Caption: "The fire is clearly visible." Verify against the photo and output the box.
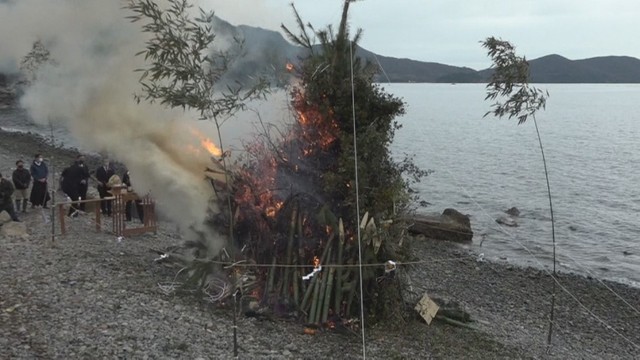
[312,256,320,269]
[189,128,223,157]
[265,201,283,218]
[292,89,339,154]
[201,138,222,157]
[286,63,294,72]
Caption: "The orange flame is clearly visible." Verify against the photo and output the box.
[201,138,223,157]
[286,63,294,72]
[189,128,223,157]
[313,256,320,269]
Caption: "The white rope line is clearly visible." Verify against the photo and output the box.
[368,51,640,348]
[556,247,640,316]
[349,39,367,360]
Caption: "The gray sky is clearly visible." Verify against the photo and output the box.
[204,0,640,70]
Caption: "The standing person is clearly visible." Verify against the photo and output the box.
[60,162,81,217]
[71,155,90,211]
[29,153,50,208]
[11,160,31,213]
[0,171,20,222]
[96,159,115,216]
[122,170,144,223]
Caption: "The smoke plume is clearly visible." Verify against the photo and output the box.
[0,0,290,252]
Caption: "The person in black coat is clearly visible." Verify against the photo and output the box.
[0,171,20,222]
[61,155,91,217]
[72,155,90,211]
[11,159,31,213]
[95,160,115,216]
[123,170,144,223]
[29,153,50,208]
[60,166,78,217]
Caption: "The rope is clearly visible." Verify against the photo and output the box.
[367,50,640,350]
[349,39,367,360]
[558,248,640,316]
[417,139,640,350]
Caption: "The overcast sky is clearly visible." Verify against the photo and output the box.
[204,0,640,70]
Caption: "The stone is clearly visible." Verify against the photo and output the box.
[505,207,520,217]
[404,208,473,242]
[0,211,11,224]
[1,221,28,239]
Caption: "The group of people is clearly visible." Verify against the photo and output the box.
[0,154,50,223]
[1,154,144,223]
[61,158,144,222]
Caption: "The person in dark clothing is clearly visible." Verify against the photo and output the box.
[96,160,115,216]
[11,160,31,213]
[60,166,76,216]
[73,155,90,211]
[62,155,90,215]
[122,170,144,223]
[29,153,50,208]
[0,172,20,222]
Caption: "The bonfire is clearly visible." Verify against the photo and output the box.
[130,0,424,328]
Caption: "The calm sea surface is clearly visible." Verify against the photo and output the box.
[2,83,638,286]
[389,83,640,287]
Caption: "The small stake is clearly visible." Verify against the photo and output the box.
[233,288,240,358]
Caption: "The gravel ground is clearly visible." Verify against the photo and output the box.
[1,129,639,359]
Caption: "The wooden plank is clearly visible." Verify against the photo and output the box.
[123,226,157,237]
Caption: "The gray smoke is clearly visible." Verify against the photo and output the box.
[0,0,291,253]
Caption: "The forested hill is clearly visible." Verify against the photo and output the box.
[2,18,640,84]
[235,22,640,83]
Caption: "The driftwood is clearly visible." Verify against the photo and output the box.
[404,208,473,242]
[414,293,476,329]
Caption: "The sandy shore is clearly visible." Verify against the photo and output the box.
[1,128,639,359]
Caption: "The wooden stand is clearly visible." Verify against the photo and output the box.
[57,187,156,237]
[111,185,157,237]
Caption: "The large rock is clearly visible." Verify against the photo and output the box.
[405,208,473,242]
[0,211,11,225]
[0,221,28,239]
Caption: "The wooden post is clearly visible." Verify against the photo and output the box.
[58,203,66,235]
[95,202,101,232]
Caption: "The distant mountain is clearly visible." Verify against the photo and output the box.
[526,54,640,83]
[222,23,640,84]
[2,19,640,85]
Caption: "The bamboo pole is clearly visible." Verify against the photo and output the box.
[283,204,298,301]
[293,267,300,307]
[297,211,306,299]
[300,272,318,313]
[345,274,358,318]
[321,254,336,323]
[313,248,332,324]
[266,257,276,297]
[301,234,334,315]
[333,218,345,315]
[307,272,322,323]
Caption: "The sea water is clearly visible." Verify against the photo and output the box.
[389,83,640,287]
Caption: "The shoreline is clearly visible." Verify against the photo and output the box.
[2,126,637,289]
[1,127,639,358]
